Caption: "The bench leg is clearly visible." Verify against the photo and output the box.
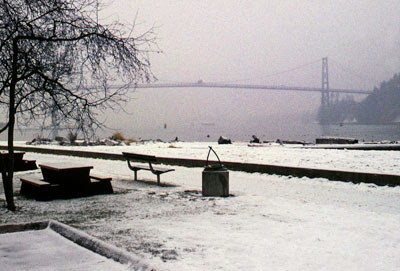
[20,182,28,196]
[134,170,138,181]
[91,181,113,194]
[157,174,161,186]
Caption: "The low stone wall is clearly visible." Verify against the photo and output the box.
[2,145,400,187]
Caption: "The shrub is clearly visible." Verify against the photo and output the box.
[111,132,125,141]
[126,137,136,144]
[67,131,78,143]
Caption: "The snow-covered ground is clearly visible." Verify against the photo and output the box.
[13,140,400,174]
[0,228,133,271]
[1,142,400,270]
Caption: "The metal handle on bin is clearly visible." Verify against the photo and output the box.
[205,146,223,169]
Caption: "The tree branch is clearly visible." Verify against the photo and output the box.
[0,122,8,134]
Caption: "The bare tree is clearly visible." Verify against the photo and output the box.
[0,0,157,211]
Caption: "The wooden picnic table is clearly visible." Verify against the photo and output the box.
[39,163,93,185]
[0,151,25,161]
[20,163,113,200]
[0,151,37,171]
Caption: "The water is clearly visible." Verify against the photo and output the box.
[121,119,400,143]
[2,87,400,143]
[3,117,400,144]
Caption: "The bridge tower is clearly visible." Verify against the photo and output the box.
[321,57,330,107]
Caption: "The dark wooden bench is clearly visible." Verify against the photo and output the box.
[90,174,112,182]
[122,152,175,185]
[20,176,55,201]
[17,159,38,171]
[89,174,113,194]
[20,176,51,188]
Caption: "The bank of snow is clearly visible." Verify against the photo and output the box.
[1,142,399,270]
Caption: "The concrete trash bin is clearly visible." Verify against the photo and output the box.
[202,168,229,197]
[202,146,229,197]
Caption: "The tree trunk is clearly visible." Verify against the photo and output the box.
[2,39,19,211]
[0,155,11,209]
[1,117,16,211]
[4,108,16,211]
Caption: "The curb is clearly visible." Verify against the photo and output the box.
[0,221,48,234]
[0,220,154,271]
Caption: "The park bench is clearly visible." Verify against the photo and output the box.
[20,176,56,201]
[17,159,38,171]
[89,174,112,182]
[20,176,51,189]
[88,174,114,194]
[122,152,175,185]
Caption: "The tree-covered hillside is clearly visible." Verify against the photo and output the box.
[356,73,400,124]
[318,73,400,124]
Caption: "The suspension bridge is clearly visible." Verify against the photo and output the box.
[48,57,375,139]
[134,81,370,94]
[130,57,373,108]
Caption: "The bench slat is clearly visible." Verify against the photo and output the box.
[153,167,175,173]
[122,152,157,162]
[20,177,50,187]
[89,175,112,181]
[129,164,174,173]
[129,164,151,170]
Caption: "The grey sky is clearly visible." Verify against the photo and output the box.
[2,1,399,141]
[104,0,400,88]
[97,1,400,138]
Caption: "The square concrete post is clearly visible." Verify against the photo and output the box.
[202,169,229,197]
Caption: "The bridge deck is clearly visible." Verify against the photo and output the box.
[130,83,372,95]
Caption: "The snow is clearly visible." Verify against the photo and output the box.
[12,140,400,174]
[0,228,131,270]
[1,141,400,270]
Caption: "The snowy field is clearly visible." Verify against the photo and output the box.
[13,140,400,174]
[1,141,400,270]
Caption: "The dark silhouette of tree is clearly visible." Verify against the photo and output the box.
[356,73,400,124]
[317,95,358,124]
[0,0,156,211]
[317,73,400,125]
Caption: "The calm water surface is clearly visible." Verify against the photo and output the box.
[122,120,400,143]
[3,88,400,143]
[3,118,400,143]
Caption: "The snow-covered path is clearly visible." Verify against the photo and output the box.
[1,142,400,270]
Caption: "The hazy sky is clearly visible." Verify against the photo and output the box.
[103,0,400,88]
[2,1,399,141]
[77,1,400,139]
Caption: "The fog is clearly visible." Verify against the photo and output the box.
[103,1,399,85]
[95,1,400,139]
[3,1,399,141]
